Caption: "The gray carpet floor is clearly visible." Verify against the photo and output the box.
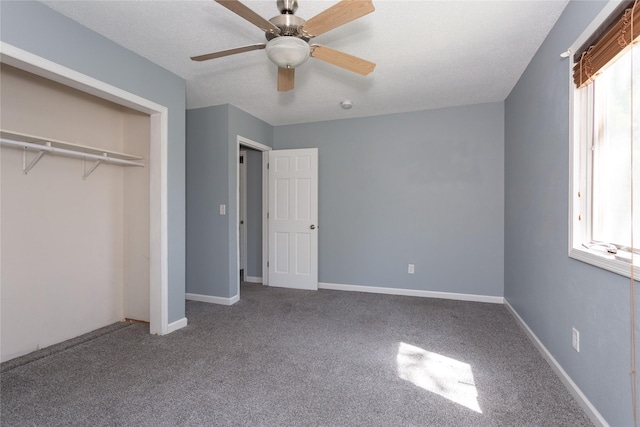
[1,283,593,426]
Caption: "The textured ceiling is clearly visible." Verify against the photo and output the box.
[42,0,569,126]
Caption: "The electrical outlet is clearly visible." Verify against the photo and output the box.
[220,204,226,215]
[408,264,415,274]
[572,327,580,352]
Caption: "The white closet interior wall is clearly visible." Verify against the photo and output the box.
[0,64,150,362]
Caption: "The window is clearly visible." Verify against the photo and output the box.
[569,1,640,278]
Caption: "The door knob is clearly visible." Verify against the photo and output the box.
[310,224,316,230]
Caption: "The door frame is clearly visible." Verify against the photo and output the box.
[1,42,172,335]
[236,135,271,298]
[239,150,247,272]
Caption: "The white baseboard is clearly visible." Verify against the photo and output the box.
[186,293,240,306]
[245,276,262,284]
[504,300,608,427]
[318,282,504,304]
[166,317,188,334]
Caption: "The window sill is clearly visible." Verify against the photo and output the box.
[569,246,640,280]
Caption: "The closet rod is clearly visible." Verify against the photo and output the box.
[0,138,145,167]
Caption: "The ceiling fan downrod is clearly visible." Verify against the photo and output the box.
[277,0,298,14]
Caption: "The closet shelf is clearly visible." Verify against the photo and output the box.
[0,129,145,179]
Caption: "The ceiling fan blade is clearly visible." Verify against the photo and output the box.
[191,44,266,61]
[301,0,374,38]
[278,67,295,92]
[215,0,281,35]
[310,44,375,76]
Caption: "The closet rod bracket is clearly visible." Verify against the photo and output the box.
[22,142,50,174]
[82,154,107,180]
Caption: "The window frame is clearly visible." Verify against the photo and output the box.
[568,1,640,279]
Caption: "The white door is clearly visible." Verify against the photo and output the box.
[268,148,318,290]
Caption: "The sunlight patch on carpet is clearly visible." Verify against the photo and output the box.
[396,342,482,413]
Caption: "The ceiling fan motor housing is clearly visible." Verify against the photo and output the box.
[267,14,307,40]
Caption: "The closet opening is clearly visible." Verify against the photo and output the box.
[0,44,169,362]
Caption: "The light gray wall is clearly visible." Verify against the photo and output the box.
[245,148,263,279]
[0,1,186,323]
[273,102,504,296]
[186,104,272,298]
[504,1,633,425]
[186,105,230,297]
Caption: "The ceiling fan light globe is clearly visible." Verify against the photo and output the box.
[266,36,310,69]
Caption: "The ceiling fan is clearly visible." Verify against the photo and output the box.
[191,0,376,92]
